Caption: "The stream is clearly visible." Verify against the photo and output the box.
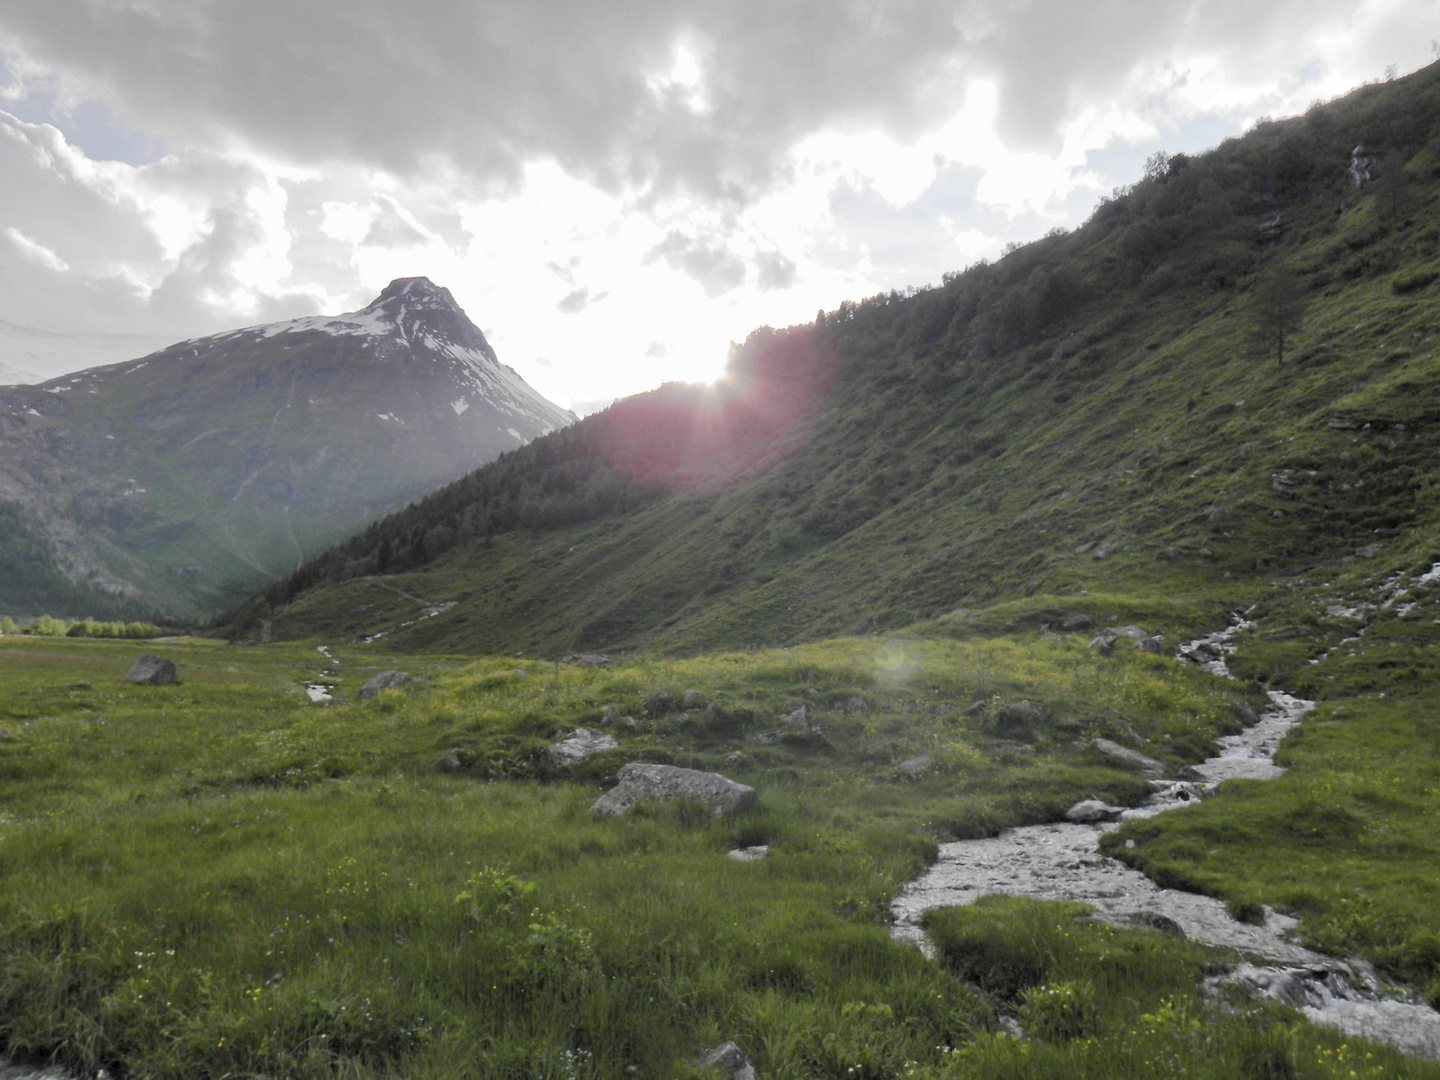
[890,616,1440,1058]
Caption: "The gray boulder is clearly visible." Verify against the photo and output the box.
[358,670,410,699]
[1060,614,1095,632]
[1092,738,1164,774]
[1065,798,1125,824]
[699,1041,756,1080]
[123,654,177,686]
[592,763,757,819]
[1232,701,1260,725]
[894,754,933,779]
[562,653,613,668]
[542,728,618,774]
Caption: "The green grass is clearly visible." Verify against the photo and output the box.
[4,623,1412,1079]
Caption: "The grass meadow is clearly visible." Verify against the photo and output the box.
[1,621,1438,1078]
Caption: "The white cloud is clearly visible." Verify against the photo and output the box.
[0,0,1434,405]
[5,225,67,271]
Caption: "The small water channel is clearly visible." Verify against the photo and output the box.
[890,617,1440,1058]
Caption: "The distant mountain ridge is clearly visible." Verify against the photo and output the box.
[0,277,574,618]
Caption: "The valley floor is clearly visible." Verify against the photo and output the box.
[0,589,1438,1079]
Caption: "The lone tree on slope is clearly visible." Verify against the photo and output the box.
[1249,265,1309,366]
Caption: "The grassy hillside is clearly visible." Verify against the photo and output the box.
[252,62,1440,659]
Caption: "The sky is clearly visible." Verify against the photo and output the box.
[0,1,1435,410]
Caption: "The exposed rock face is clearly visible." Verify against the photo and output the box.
[358,670,411,699]
[542,728,618,774]
[123,653,176,685]
[591,763,757,818]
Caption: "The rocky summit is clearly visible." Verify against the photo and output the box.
[0,278,573,619]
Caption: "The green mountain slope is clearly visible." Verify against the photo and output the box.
[256,63,1440,656]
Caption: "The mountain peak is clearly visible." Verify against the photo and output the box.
[350,277,497,363]
[362,276,462,318]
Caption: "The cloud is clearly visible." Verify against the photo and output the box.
[647,230,747,297]
[754,249,796,292]
[5,225,67,271]
[362,196,431,248]
[557,287,591,313]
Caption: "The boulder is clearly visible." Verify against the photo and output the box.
[1060,614,1095,632]
[1092,738,1164,774]
[542,728,619,774]
[1065,798,1125,824]
[123,654,177,686]
[893,754,933,779]
[699,1041,756,1080]
[591,763,757,819]
[990,700,1044,739]
[780,705,808,730]
[1133,636,1166,655]
[562,653,613,668]
[682,689,706,708]
[358,670,410,699]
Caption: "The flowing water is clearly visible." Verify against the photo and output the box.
[890,616,1440,1058]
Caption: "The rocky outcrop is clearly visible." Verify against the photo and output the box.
[591,764,757,818]
[123,654,177,685]
[358,670,411,699]
[542,728,618,774]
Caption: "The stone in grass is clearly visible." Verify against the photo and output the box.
[893,754,933,779]
[562,653,613,668]
[1060,614,1095,632]
[698,1041,756,1080]
[1091,738,1164,775]
[1065,798,1125,824]
[123,654,177,685]
[358,670,410,699]
[591,763,757,819]
[542,728,618,775]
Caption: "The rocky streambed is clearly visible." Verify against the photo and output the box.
[891,617,1440,1059]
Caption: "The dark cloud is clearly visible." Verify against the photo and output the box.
[0,0,973,205]
[647,230,746,296]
